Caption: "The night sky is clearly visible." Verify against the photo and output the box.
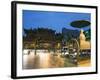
[23,10,91,33]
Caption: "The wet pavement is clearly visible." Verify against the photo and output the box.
[23,50,90,69]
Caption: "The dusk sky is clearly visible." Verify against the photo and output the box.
[23,10,91,33]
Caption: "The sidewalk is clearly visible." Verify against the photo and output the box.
[78,59,91,67]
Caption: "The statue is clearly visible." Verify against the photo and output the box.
[79,29,90,50]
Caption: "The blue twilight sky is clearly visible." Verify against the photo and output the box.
[23,10,91,33]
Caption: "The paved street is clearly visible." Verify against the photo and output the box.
[23,50,91,69]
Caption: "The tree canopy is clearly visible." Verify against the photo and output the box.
[23,28,63,43]
[70,20,90,28]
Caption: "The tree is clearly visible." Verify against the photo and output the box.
[55,33,63,42]
[23,27,56,49]
[84,29,91,41]
[70,20,90,28]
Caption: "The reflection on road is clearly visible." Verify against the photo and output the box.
[23,50,66,69]
[23,49,90,69]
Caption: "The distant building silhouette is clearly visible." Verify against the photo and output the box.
[62,28,80,42]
